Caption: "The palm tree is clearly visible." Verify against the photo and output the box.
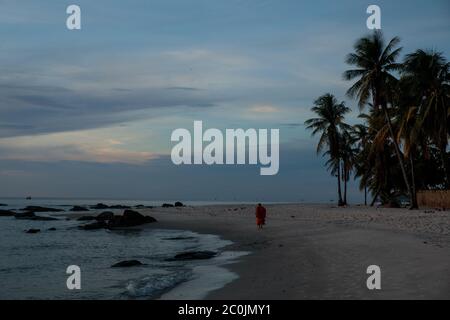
[343,31,416,208]
[340,131,357,205]
[352,123,370,205]
[305,93,351,206]
[401,49,450,188]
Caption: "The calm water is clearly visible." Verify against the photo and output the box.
[0,199,245,300]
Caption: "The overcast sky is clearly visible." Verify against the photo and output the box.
[0,0,449,202]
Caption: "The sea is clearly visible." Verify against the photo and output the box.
[0,198,248,300]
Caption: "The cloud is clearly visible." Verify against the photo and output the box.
[0,131,161,164]
[249,105,279,113]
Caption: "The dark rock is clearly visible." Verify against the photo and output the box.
[174,201,184,207]
[79,210,156,230]
[162,203,174,208]
[90,203,109,210]
[25,229,41,234]
[109,205,131,209]
[70,206,89,212]
[78,221,107,230]
[111,260,143,268]
[169,251,217,261]
[32,216,59,221]
[15,211,35,218]
[15,212,58,221]
[134,205,154,209]
[77,216,96,221]
[107,210,157,228]
[20,206,63,212]
[96,211,114,221]
[0,209,15,216]
[0,203,7,206]
[164,236,196,241]
[48,227,57,231]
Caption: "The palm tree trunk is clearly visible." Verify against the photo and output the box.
[364,185,367,206]
[343,165,348,205]
[381,104,415,208]
[409,157,418,209]
[337,161,344,206]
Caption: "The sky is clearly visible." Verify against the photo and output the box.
[0,0,449,202]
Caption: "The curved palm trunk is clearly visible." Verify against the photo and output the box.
[381,104,416,209]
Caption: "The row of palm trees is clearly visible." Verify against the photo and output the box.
[305,31,449,208]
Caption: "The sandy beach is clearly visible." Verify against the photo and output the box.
[133,204,450,300]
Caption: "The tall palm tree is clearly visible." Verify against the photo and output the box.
[305,93,351,206]
[343,31,416,208]
[401,49,450,188]
[352,123,370,205]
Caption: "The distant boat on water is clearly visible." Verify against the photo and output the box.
[26,196,32,200]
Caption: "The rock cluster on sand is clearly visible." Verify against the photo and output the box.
[111,260,143,268]
[78,210,157,230]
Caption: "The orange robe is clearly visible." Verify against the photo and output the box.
[256,206,266,226]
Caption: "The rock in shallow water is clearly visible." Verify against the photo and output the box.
[95,211,114,221]
[107,210,157,228]
[20,206,63,212]
[79,210,156,230]
[78,221,107,230]
[77,216,96,221]
[70,206,89,212]
[111,260,143,268]
[0,209,15,216]
[25,228,41,234]
[89,203,109,210]
[15,212,58,221]
[169,251,217,261]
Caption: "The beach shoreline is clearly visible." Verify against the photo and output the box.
[4,202,450,299]
[137,204,450,300]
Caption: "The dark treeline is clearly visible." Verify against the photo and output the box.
[305,31,449,209]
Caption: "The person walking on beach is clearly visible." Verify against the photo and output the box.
[255,203,266,229]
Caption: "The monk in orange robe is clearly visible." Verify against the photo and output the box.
[255,203,266,229]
